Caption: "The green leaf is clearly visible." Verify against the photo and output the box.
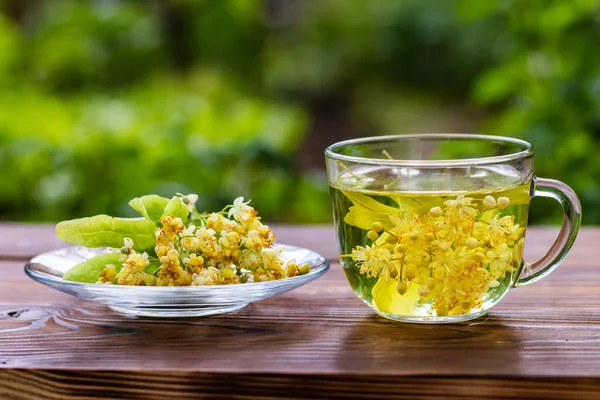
[63,253,123,283]
[129,195,170,221]
[162,196,190,221]
[144,261,162,275]
[56,215,157,250]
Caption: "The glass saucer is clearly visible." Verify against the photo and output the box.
[25,245,329,317]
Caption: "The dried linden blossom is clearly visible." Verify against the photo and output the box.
[350,194,525,316]
[98,196,311,286]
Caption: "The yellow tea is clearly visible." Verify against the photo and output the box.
[331,167,530,318]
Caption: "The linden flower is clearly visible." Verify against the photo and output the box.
[181,193,199,213]
[444,194,477,217]
[352,245,393,278]
[155,241,174,258]
[483,195,496,209]
[159,248,180,265]
[155,229,171,248]
[220,266,241,284]
[485,243,513,280]
[513,237,525,267]
[349,190,525,316]
[157,251,191,286]
[228,197,257,222]
[90,196,295,287]
[125,252,150,272]
[399,258,422,282]
[430,248,460,280]
[159,215,185,241]
[219,231,241,252]
[179,225,201,252]
[466,237,478,249]
[206,213,238,232]
[242,272,255,283]
[506,223,525,245]
[119,237,135,261]
[191,267,220,286]
[389,213,428,248]
[116,268,155,286]
[195,227,222,259]
[487,214,523,247]
[471,221,488,242]
[181,225,196,237]
[242,230,263,252]
[261,247,285,270]
[180,236,201,252]
[254,267,269,282]
[258,225,275,247]
[219,232,240,258]
[184,253,205,274]
[265,265,285,280]
[238,249,261,269]
[123,237,134,249]
[496,197,510,209]
[429,206,443,217]
[98,264,118,284]
[243,217,262,232]
[285,261,301,277]
[116,253,154,286]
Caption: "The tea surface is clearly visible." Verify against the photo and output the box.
[331,167,530,318]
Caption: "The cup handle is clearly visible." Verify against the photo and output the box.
[514,177,582,287]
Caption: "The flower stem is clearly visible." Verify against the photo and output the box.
[382,150,394,160]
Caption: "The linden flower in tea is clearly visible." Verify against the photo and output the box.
[56,194,310,286]
[333,180,529,318]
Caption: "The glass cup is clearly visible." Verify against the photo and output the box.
[325,134,581,323]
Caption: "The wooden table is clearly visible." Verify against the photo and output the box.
[0,224,598,399]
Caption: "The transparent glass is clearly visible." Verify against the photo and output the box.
[25,245,329,317]
[325,134,581,323]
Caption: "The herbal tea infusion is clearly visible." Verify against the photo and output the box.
[326,134,580,323]
[332,169,530,319]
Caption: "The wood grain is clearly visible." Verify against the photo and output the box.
[0,225,598,399]
[1,370,599,400]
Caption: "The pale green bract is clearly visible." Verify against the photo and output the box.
[128,195,170,221]
[57,194,192,283]
[342,190,401,231]
[162,196,190,221]
[56,215,158,250]
[63,253,123,283]
[145,261,162,275]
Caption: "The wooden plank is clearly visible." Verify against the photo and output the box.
[1,230,599,376]
[0,224,339,261]
[0,226,597,399]
[0,224,62,261]
[0,370,599,400]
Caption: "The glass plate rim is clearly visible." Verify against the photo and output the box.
[24,243,330,292]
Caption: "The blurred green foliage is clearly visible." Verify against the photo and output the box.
[0,75,315,222]
[466,0,600,223]
[0,0,328,223]
[0,0,598,224]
